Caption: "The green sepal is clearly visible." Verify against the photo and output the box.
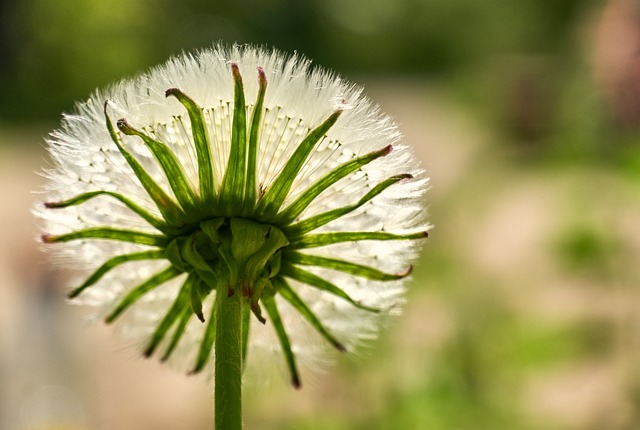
[190,277,206,323]
[229,218,270,261]
[200,217,225,243]
[273,277,346,352]
[166,88,216,204]
[162,291,194,361]
[181,233,218,289]
[218,243,239,294]
[43,227,168,247]
[262,292,301,388]
[68,250,164,299]
[144,278,191,357]
[285,251,411,281]
[191,293,218,374]
[289,230,429,249]
[280,263,380,312]
[182,233,215,271]
[105,266,182,323]
[243,226,289,283]
[276,145,392,224]
[165,238,189,272]
[248,277,267,324]
[219,64,248,215]
[265,251,283,278]
[166,222,223,292]
[243,67,267,215]
[45,191,170,234]
[255,109,342,219]
[117,118,199,212]
[228,218,270,283]
[104,102,184,224]
[285,174,412,236]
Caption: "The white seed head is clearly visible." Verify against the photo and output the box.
[35,44,430,385]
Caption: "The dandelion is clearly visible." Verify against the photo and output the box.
[36,44,429,428]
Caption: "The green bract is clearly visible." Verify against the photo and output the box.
[41,51,428,388]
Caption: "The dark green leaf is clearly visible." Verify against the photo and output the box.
[46,190,169,233]
[105,266,182,323]
[190,277,205,323]
[166,88,216,204]
[285,174,411,236]
[219,64,248,215]
[276,145,392,224]
[262,293,301,388]
[281,263,380,312]
[68,250,164,299]
[162,279,196,361]
[144,278,191,357]
[43,227,168,247]
[117,119,199,212]
[273,277,345,352]
[104,102,184,223]
[243,67,267,215]
[285,251,411,281]
[255,110,342,219]
[191,294,218,373]
[289,230,428,249]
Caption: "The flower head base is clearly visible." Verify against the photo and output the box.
[37,45,429,388]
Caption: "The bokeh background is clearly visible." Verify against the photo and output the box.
[1,0,640,429]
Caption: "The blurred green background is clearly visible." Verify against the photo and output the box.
[2,0,640,429]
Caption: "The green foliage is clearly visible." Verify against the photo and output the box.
[0,0,600,122]
[554,222,619,277]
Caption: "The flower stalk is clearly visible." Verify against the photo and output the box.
[215,280,243,430]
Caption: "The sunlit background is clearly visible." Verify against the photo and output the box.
[2,0,640,429]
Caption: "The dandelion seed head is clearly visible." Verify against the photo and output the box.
[35,44,430,386]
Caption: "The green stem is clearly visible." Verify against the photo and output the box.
[214,281,243,430]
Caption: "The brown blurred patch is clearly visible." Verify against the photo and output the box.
[594,0,640,128]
